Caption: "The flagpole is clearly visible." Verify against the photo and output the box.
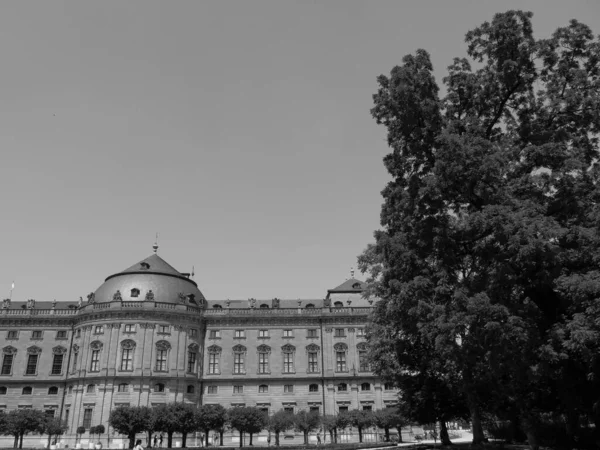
[9,281,14,300]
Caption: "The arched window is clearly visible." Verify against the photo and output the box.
[259,304,269,309]
[309,384,319,392]
[154,383,165,393]
[361,383,371,391]
[334,343,348,372]
[22,386,32,395]
[89,341,103,372]
[118,383,128,393]
[257,345,271,374]
[130,288,140,298]
[258,384,268,393]
[48,386,59,395]
[282,344,296,374]
[86,384,95,393]
[212,304,222,309]
[337,383,347,392]
[334,301,344,308]
[0,386,6,395]
[306,344,320,373]
[232,345,247,374]
[187,385,195,394]
[305,304,315,309]
[155,341,171,372]
[120,340,136,371]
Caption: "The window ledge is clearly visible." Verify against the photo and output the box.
[23,373,38,376]
[257,336,270,339]
[55,337,68,341]
[233,337,246,340]
[282,372,296,375]
[232,372,247,375]
[154,369,169,373]
[118,369,134,373]
[49,373,63,376]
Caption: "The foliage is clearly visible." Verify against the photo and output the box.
[153,403,197,448]
[361,9,600,450]
[42,418,68,447]
[292,410,321,445]
[108,406,148,449]
[267,410,295,446]
[372,408,406,442]
[346,410,374,443]
[227,407,268,448]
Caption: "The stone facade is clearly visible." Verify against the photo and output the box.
[0,254,397,447]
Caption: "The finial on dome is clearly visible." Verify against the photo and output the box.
[153,233,159,254]
[350,267,355,278]
[191,265,195,278]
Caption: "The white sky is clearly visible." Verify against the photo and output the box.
[1,0,598,302]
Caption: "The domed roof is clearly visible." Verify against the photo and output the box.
[93,254,205,305]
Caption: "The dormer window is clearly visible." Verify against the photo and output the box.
[352,283,361,289]
[260,304,269,309]
[305,304,315,309]
[187,294,196,305]
[213,305,222,309]
[140,262,150,270]
[131,289,140,298]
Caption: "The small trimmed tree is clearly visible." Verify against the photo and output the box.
[172,403,198,448]
[267,410,295,446]
[373,408,406,442]
[42,417,68,448]
[108,406,148,449]
[5,409,46,449]
[76,426,86,444]
[348,410,374,443]
[95,424,106,444]
[228,407,268,448]
[293,410,320,445]
[196,404,227,447]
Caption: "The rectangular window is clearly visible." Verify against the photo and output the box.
[124,324,135,333]
[334,328,345,337]
[190,329,198,338]
[283,406,294,413]
[26,354,39,375]
[356,328,365,337]
[32,330,43,339]
[51,354,64,375]
[308,352,319,373]
[310,406,320,413]
[158,325,170,334]
[208,330,220,339]
[45,409,56,417]
[65,409,69,426]
[94,326,104,335]
[208,353,219,374]
[233,385,243,394]
[56,331,67,339]
[120,349,133,371]
[1,354,14,375]
[307,329,318,338]
[359,351,370,372]
[83,408,93,429]
[76,329,81,338]
[118,384,128,393]
[155,350,168,371]
[90,350,100,372]
[234,330,245,339]
[258,329,269,338]
[363,405,373,411]
[72,353,78,372]
[233,353,245,374]
[339,406,349,413]
[284,385,293,393]
[258,385,268,393]
[207,386,218,394]
[187,351,197,373]
[258,352,269,374]
[7,330,18,339]
[336,351,346,372]
[283,329,293,338]
[283,352,294,373]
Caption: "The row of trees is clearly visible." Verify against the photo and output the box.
[360,8,600,450]
[0,409,68,449]
[108,403,406,448]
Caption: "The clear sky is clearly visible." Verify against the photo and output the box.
[1,0,598,302]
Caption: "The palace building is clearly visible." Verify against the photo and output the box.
[0,248,397,447]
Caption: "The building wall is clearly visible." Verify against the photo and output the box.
[1,299,398,448]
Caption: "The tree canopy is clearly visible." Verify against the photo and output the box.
[360,10,600,450]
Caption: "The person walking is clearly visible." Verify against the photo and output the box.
[159,435,163,448]
[153,436,158,448]
[134,440,144,450]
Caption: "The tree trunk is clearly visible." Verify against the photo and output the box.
[128,432,135,449]
[333,428,338,444]
[13,434,18,449]
[440,421,452,445]
[219,431,224,446]
[329,430,334,444]
[275,431,280,446]
[239,431,243,448]
[19,433,24,449]
[396,427,403,443]
[249,432,253,446]
[358,427,363,443]
[181,432,187,448]
[167,431,173,448]
[467,397,485,446]
[304,431,308,445]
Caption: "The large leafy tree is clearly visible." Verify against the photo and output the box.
[292,410,320,445]
[360,10,600,449]
[3,409,46,449]
[227,407,267,448]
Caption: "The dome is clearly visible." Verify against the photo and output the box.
[93,254,205,305]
